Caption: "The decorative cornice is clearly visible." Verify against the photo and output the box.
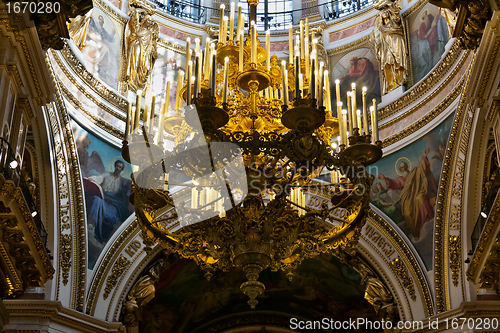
[327,35,371,56]
[379,42,465,121]
[59,43,128,113]
[434,50,476,313]
[381,75,464,147]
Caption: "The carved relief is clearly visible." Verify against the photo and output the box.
[103,255,130,300]
[60,234,72,286]
[390,257,416,301]
[449,235,461,287]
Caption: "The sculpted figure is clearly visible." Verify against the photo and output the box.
[67,9,94,50]
[125,0,159,92]
[121,258,168,326]
[371,0,408,94]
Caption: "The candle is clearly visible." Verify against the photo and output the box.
[362,86,368,134]
[211,53,216,96]
[175,70,184,109]
[149,92,156,137]
[351,82,357,129]
[288,24,293,64]
[186,61,192,105]
[229,2,235,42]
[338,102,344,145]
[299,73,303,95]
[335,79,340,106]
[195,38,200,54]
[324,70,331,111]
[311,56,316,100]
[204,37,210,79]
[372,99,379,142]
[305,18,310,43]
[219,4,225,42]
[251,21,256,63]
[341,109,348,146]
[222,16,228,45]
[305,36,310,80]
[295,51,300,98]
[126,97,132,141]
[193,55,200,98]
[223,57,229,104]
[266,30,270,71]
[135,90,142,130]
[318,61,324,99]
[318,65,324,107]
[281,60,288,106]
[239,30,244,71]
[357,109,361,130]
[158,81,170,144]
[299,20,304,59]
[186,38,191,68]
[143,88,150,128]
[236,4,243,39]
[346,91,353,134]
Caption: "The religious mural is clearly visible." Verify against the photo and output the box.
[370,114,454,270]
[71,119,134,269]
[409,3,449,84]
[80,7,121,89]
[331,48,381,118]
[139,254,379,332]
[150,46,186,115]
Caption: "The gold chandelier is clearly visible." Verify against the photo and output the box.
[121,2,382,309]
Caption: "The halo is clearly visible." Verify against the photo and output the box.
[395,157,411,176]
[110,156,128,175]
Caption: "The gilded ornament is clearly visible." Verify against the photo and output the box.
[370,0,409,94]
[390,257,416,301]
[103,255,130,299]
[449,235,461,287]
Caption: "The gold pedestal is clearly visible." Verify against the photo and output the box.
[235,63,271,91]
[340,131,383,165]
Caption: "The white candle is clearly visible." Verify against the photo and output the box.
[158,81,170,144]
[175,70,184,109]
[239,30,244,71]
[219,4,225,43]
[288,24,293,64]
[299,20,304,59]
[362,86,368,134]
[204,37,210,79]
[357,109,361,130]
[338,102,344,145]
[346,91,353,134]
[281,60,288,106]
[135,90,142,130]
[223,57,229,104]
[324,70,331,111]
[335,79,340,106]
[351,82,357,129]
[221,16,227,45]
[341,109,348,146]
[372,99,379,142]
[299,73,303,95]
[186,38,191,68]
[251,21,257,63]
[195,38,200,54]
[229,2,235,42]
[186,61,192,105]
[305,36,310,80]
[266,30,270,71]
[236,4,243,39]
[126,98,132,141]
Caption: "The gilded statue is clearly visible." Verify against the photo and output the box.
[124,0,159,93]
[371,0,408,94]
[67,9,94,50]
[121,258,169,326]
